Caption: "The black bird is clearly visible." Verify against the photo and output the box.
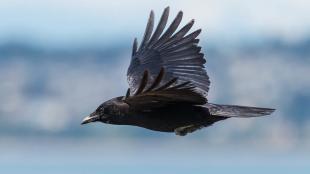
[81,7,275,136]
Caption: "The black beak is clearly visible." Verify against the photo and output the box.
[81,114,100,125]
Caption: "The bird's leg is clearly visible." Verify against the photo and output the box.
[174,124,202,136]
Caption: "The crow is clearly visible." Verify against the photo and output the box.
[81,7,275,136]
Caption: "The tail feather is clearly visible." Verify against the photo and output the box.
[205,103,275,117]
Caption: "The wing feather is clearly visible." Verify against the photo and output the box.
[157,20,195,51]
[134,70,148,95]
[138,11,154,52]
[153,11,183,49]
[132,38,138,57]
[127,7,210,97]
[124,68,207,109]
[148,7,169,47]
[145,68,165,92]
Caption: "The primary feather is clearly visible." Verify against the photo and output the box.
[127,7,210,97]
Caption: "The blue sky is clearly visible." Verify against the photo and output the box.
[0,0,310,47]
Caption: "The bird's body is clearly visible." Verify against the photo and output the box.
[94,96,226,135]
[81,7,275,136]
[127,104,213,133]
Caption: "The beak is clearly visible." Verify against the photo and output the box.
[81,114,100,125]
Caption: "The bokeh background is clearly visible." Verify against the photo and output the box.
[1,0,309,173]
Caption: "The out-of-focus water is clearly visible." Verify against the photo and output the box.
[1,137,309,174]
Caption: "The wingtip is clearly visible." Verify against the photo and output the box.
[163,6,170,16]
[187,19,195,26]
[176,11,184,23]
[178,10,183,17]
[132,38,138,57]
[149,10,155,20]
[268,108,276,114]
[256,107,276,116]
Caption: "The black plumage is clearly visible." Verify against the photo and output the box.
[81,7,275,136]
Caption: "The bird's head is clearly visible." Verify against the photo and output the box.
[81,97,126,125]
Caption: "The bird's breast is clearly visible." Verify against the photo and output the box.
[123,105,210,132]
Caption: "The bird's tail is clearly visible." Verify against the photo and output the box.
[204,103,275,117]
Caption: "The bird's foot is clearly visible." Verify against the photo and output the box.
[174,125,199,136]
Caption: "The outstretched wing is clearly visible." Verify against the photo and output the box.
[124,68,207,109]
[127,7,210,97]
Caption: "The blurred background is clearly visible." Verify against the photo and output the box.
[1,0,309,173]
